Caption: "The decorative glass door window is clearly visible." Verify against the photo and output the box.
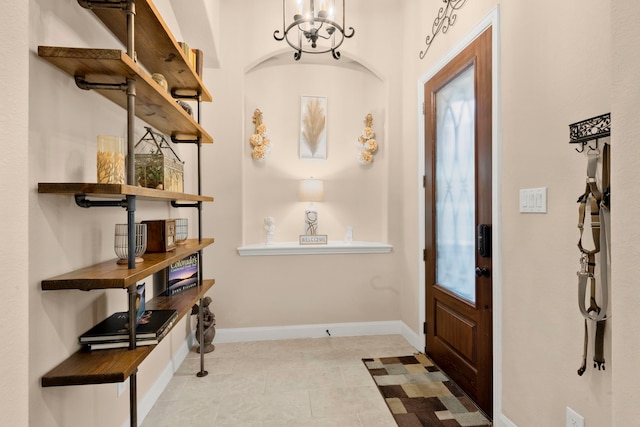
[435,65,476,302]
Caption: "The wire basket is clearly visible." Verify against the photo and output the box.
[114,223,147,264]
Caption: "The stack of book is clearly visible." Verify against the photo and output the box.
[178,42,203,77]
[79,309,178,350]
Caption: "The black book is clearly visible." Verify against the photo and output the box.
[79,309,178,344]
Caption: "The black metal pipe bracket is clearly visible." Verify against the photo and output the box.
[75,195,129,209]
[77,0,129,11]
[171,135,202,145]
[75,76,128,92]
[171,90,202,101]
[171,201,201,210]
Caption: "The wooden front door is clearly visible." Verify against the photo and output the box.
[424,27,493,416]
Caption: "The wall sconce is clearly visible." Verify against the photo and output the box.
[298,178,327,244]
[250,109,271,161]
[356,113,378,164]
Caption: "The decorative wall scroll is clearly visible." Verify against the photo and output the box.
[356,113,378,164]
[300,96,327,160]
[250,109,271,161]
[419,0,468,59]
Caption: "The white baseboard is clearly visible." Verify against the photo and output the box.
[214,320,419,348]
[399,321,422,350]
[496,413,517,427]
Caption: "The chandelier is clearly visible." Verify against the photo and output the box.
[274,0,355,60]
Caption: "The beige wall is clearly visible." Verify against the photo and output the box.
[1,0,29,426]
[498,1,612,425]
[611,1,640,424]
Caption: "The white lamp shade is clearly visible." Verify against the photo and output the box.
[298,179,324,202]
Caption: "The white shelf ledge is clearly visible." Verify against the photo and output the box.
[237,241,393,256]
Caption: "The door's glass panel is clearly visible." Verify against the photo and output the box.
[435,65,476,302]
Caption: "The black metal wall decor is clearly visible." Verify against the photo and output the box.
[569,113,611,153]
[419,0,468,59]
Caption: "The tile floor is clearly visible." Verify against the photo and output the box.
[141,334,418,426]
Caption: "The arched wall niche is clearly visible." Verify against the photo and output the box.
[241,47,390,245]
[245,47,385,82]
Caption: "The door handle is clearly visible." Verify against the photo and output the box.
[475,267,490,278]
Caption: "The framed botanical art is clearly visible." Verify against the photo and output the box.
[299,96,327,160]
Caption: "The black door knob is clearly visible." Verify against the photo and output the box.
[475,267,490,277]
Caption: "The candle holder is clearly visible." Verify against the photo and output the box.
[97,134,125,184]
[114,223,147,265]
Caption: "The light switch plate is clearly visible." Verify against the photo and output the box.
[519,187,547,213]
[566,406,584,427]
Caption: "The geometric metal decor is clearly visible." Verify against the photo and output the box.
[419,0,468,59]
[569,113,611,153]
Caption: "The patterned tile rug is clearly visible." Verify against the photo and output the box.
[363,354,492,427]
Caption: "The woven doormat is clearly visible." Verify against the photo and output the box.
[363,354,492,427]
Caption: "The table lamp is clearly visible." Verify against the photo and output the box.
[298,178,325,240]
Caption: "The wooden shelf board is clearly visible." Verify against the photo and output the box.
[41,279,215,387]
[38,183,214,203]
[147,279,215,314]
[88,0,212,102]
[42,239,214,291]
[38,46,213,144]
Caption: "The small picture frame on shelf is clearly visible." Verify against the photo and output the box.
[299,235,328,245]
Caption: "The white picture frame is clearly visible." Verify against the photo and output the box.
[299,96,327,160]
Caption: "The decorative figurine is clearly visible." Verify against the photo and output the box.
[191,296,216,354]
[264,216,275,244]
[345,225,353,243]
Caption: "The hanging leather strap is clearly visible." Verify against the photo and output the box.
[576,146,609,375]
[594,143,610,371]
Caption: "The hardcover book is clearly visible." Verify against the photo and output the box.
[165,253,199,296]
[79,309,178,344]
[135,282,145,324]
[87,338,159,350]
